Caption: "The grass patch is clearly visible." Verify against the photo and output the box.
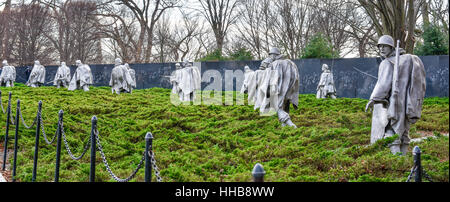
[0,85,448,182]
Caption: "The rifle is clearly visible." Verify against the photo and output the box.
[391,40,400,113]
[352,67,378,79]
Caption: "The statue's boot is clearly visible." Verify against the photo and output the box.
[83,85,90,92]
[389,144,402,155]
[400,144,409,156]
[285,119,297,128]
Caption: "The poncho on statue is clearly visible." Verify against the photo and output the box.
[316,64,336,99]
[125,63,137,90]
[26,60,46,87]
[69,60,93,91]
[177,61,201,102]
[170,63,183,100]
[255,48,299,128]
[240,66,257,103]
[366,35,426,155]
[109,58,135,94]
[0,60,16,87]
[53,62,71,88]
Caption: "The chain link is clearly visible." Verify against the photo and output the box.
[423,170,433,182]
[0,93,5,114]
[95,129,145,182]
[405,166,416,182]
[60,119,91,160]
[19,106,37,129]
[149,150,163,182]
[39,111,58,145]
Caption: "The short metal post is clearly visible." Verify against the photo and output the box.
[413,146,422,182]
[54,110,63,182]
[32,101,42,182]
[2,92,12,171]
[145,132,153,182]
[89,116,97,182]
[12,99,20,182]
[252,163,265,182]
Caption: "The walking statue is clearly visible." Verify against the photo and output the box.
[109,58,134,94]
[68,60,94,91]
[124,63,136,92]
[316,64,336,99]
[169,63,183,100]
[255,47,299,128]
[53,61,71,88]
[176,60,201,102]
[365,35,426,155]
[240,65,256,98]
[26,60,46,87]
[0,60,16,87]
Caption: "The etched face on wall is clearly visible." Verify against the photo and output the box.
[378,44,393,58]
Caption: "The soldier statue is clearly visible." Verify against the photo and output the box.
[26,60,46,87]
[316,64,337,99]
[68,60,94,91]
[255,47,299,128]
[365,35,426,155]
[53,61,71,88]
[0,60,16,87]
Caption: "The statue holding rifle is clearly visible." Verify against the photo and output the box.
[365,35,426,155]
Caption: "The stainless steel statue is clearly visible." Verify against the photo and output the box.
[170,63,183,100]
[26,60,46,87]
[316,64,336,99]
[53,61,71,88]
[109,58,135,94]
[255,48,300,128]
[68,60,94,91]
[175,60,201,102]
[365,35,426,155]
[0,60,16,87]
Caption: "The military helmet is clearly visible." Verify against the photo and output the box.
[377,35,394,48]
[269,47,281,55]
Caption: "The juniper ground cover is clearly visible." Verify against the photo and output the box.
[0,84,448,182]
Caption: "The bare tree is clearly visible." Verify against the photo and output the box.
[98,0,180,63]
[357,0,425,53]
[9,2,55,66]
[235,0,272,60]
[44,0,103,64]
[196,0,240,54]
[1,0,13,60]
[270,0,314,59]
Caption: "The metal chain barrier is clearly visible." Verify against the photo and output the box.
[423,170,433,182]
[19,106,38,129]
[149,150,163,182]
[405,166,416,182]
[60,119,91,160]
[0,93,5,114]
[39,111,58,145]
[94,129,146,182]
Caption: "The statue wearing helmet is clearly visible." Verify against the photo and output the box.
[0,60,16,87]
[53,61,71,89]
[365,35,426,155]
[26,60,46,87]
[255,47,300,128]
[175,59,201,102]
[68,60,93,91]
[109,58,134,94]
[316,64,336,99]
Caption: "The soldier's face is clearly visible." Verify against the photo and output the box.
[379,45,392,57]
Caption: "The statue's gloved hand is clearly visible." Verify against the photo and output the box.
[365,99,374,112]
